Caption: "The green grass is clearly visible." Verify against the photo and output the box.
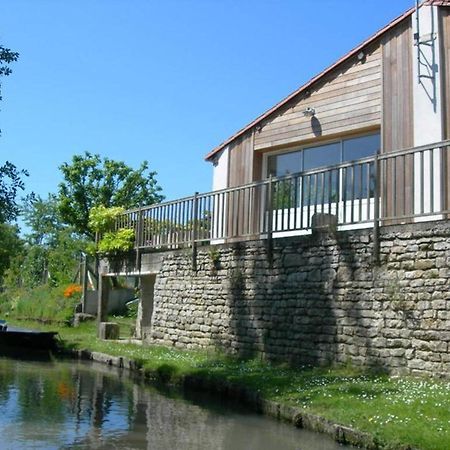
[7,318,450,450]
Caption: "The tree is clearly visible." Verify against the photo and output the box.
[0,45,23,223]
[0,162,28,223]
[17,194,87,287]
[0,223,23,285]
[0,45,19,105]
[22,194,64,246]
[57,152,164,237]
[0,46,19,78]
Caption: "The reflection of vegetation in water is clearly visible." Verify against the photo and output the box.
[17,370,66,423]
[0,358,139,447]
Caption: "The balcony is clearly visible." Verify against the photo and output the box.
[113,140,450,253]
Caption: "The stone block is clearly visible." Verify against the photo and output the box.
[99,322,120,340]
[73,313,96,327]
[415,259,434,270]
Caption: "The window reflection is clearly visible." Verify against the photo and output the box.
[267,132,380,210]
[303,142,340,171]
[267,150,302,177]
[267,132,380,177]
[343,134,380,162]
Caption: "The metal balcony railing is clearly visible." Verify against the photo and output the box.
[114,140,450,251]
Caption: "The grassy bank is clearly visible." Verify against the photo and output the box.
[7,319,450,450]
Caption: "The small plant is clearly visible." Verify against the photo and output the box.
[208,248,220,270]
[229,268,244,290]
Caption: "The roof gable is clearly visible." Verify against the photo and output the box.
[205,4,416,161]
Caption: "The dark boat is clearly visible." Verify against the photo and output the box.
[0,323,58,350]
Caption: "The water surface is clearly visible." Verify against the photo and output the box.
[0,356,349,449]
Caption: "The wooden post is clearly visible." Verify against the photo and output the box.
[192,192,199,271]
[94,231,99,278]
[135,205,143,271]
[266,176,274,266]
[78,253,83,284]
[81,253,88,313]
[97,275,109,337]
[373,151,381,265]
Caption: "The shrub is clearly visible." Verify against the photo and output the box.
[97,228,135,254]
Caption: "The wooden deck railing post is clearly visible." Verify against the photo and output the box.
[373,150,381,265]
[267,176,274,266]
[135,205,143,270]
[192,192,199,271]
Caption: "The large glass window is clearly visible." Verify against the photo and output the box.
[266,132,380,209]
[303,142,341,171]
[343,134,380,162]
[266,132,380,177]
[267,150,302,177]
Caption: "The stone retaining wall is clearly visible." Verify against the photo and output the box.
[144,221,450,376]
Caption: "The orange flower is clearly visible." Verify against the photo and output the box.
[63,284,82,298]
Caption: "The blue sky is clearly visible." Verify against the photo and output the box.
[1,0,413,206]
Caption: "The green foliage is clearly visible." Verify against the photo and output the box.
[87,206,135,255]
[0,47,22,220]
[58,152,164,237]
[0,162,28,223]
[88,205,125,233]
[3,195,87,289]
[97,228,135,254]
[0,285,78,323]
[0,223,24,283]
[22,194,64,246]
[0,45,19,114]
[0,45,19,80]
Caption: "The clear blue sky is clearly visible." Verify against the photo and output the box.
[1,0,413,206]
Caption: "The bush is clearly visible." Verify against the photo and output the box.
[97,228,135,254]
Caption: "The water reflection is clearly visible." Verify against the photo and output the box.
[0,357,348,450]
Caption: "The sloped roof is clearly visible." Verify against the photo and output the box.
[205,4,419,161]
[425,1,450,6]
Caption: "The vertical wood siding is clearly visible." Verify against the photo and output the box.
[381,17,414,220]
[227,131,261,238]
[382,17,414,152]
[228,131,255,187]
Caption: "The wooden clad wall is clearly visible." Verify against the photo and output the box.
[381,17,414,221]
[253,46,382,151]
[382,17,414,152]
[227,131,262,238]
[228,131,255,187]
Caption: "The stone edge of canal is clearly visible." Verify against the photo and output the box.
[58,348,377,450]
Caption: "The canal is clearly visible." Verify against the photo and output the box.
[0,356,351,449]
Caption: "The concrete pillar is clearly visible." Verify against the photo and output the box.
[140,274,156,340]
[97,275,110,337]
[412,4,444,218]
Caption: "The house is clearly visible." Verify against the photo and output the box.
[114,0,450,249]
[98,1,450,375]
[201,0,450,239]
